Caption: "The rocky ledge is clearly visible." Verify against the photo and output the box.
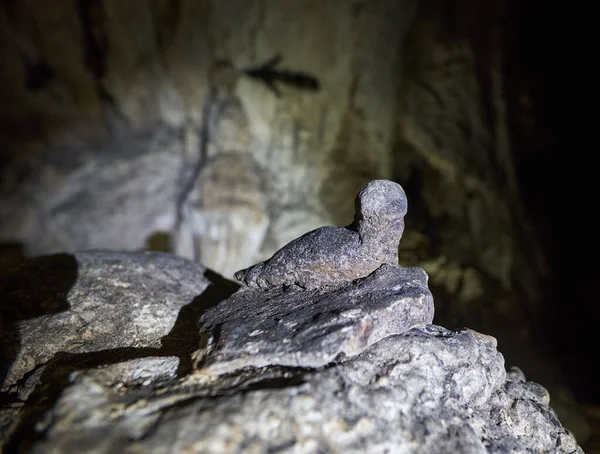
[0,250,581,453]
[0,180,583,453]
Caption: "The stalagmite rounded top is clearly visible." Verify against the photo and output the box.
[234,179,408,290]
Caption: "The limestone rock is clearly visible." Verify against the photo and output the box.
[234,179,407,289]
[0,250,582,453]
[0,3,577,445]
[0,127,183,258]
[177,87,269,279]
[0,250,212,391]
[0,0,415,278]
[21,327,581,454]
[197,264,433,374]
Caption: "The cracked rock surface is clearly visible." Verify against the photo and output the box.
[1,251,213,392]
[0,251,582,453]
[197,264,433,374]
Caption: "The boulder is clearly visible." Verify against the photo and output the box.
[0,250,582,453]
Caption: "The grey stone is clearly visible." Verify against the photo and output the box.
[0,8,567,443]
[26,326,582,454]
[234,179,407,290]
[0,1,414,284]
[197,264,433,374]
[0,250,212,392]
[0,250,582,453]
[0,128,184,258]
[81,356,181,388]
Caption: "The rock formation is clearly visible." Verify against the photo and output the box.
[174,61,270,278]
[198,264,433,375]
[0,245,581,452]
[234,179,407,289]
[0,6,571,432]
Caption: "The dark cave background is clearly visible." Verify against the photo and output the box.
[516,0,591,406]
[0,0,594,448]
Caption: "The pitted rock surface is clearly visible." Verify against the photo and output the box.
[0,251,582,453]
[197,264,433,374]
[0,251,211,392]
[234,179,407,289]
[27,326,582,454]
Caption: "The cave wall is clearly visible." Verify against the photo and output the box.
[0,0,418,278]
[0,0,550,351]
[395,0,550,333]
[0,0,549,368]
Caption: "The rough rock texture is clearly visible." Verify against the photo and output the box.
[235,180,407,289]
[0,0,416,278]
[198,264,433,374]
[0,250,582,453]
[18,327,583,454]
[0,7,575,437]
[0,250,214,391]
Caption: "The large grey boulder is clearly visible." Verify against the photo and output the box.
[23,327,581,454]
[0,250,582,453]
[0,250,219,392]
